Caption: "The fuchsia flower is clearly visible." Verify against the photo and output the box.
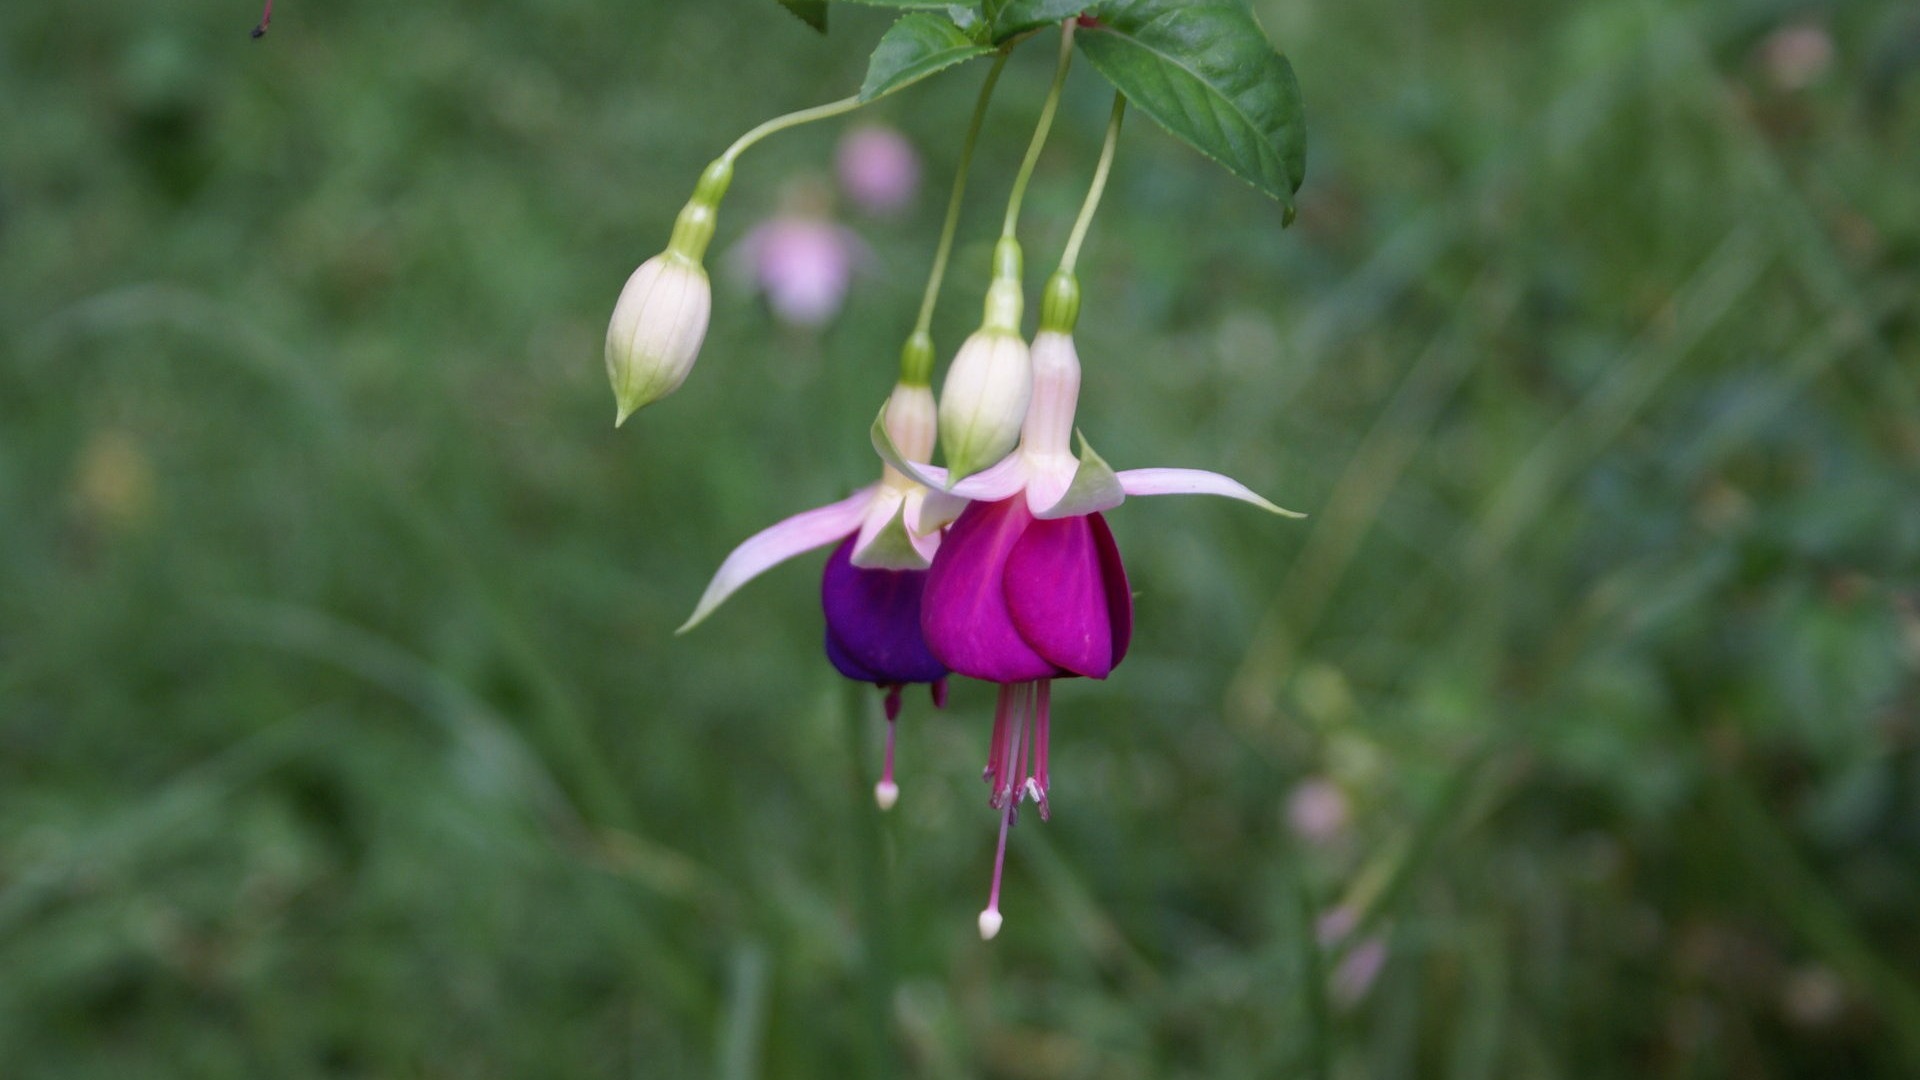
[877,304,1300,938]
[681,382,949,809]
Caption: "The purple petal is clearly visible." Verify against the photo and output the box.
[1003,515,1114,679]
[678,488,875,633]
[824,627,883,682]
[920,499,1062,683]
[1116,467,1305,517]
[821,536,948,685]
[1089,511,1133,670]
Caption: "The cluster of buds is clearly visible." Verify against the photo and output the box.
[606,22,1300,940]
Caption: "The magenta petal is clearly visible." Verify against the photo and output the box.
[1003,515,1114,679]
[821,536,948,685]
[921,499,1061,683]
[1089,512,1133,670]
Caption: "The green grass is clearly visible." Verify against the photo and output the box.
[2,0,1917,1075]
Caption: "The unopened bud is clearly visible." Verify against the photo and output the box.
[938,327,1030,481]
[605,252,712,425]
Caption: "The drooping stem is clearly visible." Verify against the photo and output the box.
[899,54,1009,388]
[1059,93,1127,275]
[720,94,865,166]
[1000,21,1077,240]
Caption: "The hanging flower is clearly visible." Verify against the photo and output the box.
[681,381,951,808]
[877,273,1300,938]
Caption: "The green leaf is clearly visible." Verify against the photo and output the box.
[988,0,1087,41]
[831,1,963,9]
[1075,0,1307,211]
[774,0,829,32]
[860,12,998,102]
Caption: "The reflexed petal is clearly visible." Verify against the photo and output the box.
[822,536,948,685]
[921,499,1061,683]
[1116,468,1306,517]
[950,453,1030,501]
[677,487,875,633]
[1003,514,1114,678]
[1089,511,1133,669]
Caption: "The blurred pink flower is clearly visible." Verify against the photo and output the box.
[1286,776,1350,846]
[730,215,870,329]
[1760,23,1833,91]
[837,125,921,217]
[1333,936,1389,1008]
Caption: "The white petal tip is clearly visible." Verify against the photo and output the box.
[978,910,1003,941]
[874,781,899,811]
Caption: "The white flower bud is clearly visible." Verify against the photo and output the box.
[937,328,1031,481]
[605,253,711,425]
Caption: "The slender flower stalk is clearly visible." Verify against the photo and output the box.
[1059,94,1126,276]
[900,51,1011,385]
[999,22,1076,240]
[937,22,1077,482]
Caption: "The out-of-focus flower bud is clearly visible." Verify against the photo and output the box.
[605,252,712,425]
[938,238,1031,480]
[837,125,921,217]
[605,159,731,425]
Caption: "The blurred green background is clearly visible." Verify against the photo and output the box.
[3,0,1918,1075]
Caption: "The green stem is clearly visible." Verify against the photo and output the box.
[910,52,1012,345]
[720,94,865,165]
[1059,93,1127,275]
[1000,21,1076,239]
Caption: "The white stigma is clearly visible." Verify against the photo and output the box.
[874,780,899,811]
[978,909,1004,941]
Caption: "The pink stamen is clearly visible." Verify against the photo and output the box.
[989,685,1026,810]
[251,0,273,38]
[983,684,1012,788]
[931,677,949,710]
[1008,683,1034,823]
[883,684,903,722]
[1029,680,1052,820]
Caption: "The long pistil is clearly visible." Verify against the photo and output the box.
[979,685,1030,940]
